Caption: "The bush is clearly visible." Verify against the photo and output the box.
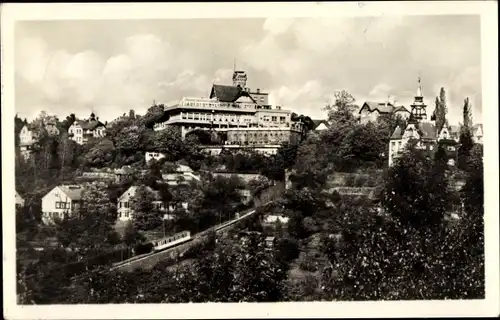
[298,252,318,272]
[344,174,356,187]
[276,238,299,263]
[353,174,368,187]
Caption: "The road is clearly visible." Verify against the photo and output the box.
[110,206,261,272]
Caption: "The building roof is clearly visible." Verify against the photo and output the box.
[418,121,437,140]
[390,126,403,139]
[312,119,330,130]
[176,164,193,173]
[473,124,483,135]
[360,101,395,114]
[209,84,257,103]
[74,119,106,130]
[120,185,161,200]
[58,185,85,200]
[393,106,410,113]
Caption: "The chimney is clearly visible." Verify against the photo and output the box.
[256,88,260,94]
[276,106,281,110]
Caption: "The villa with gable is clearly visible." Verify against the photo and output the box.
[388,78,461,167]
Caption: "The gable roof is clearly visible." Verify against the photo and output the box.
[312,119,330,130]
[360,101,395,114]
[58,185,85,200]
[74,119,106,130]
[473,124,483,135]
[120,185,160,200]
[390,126,403,139]
[418,121,437,140]
[210,84,257,103]
[393,106,410,113]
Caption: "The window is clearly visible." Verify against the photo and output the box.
[55,201,68,209]
[260,97,265,102]
[124,202,129,208]
[280,116,286,122]
[271,116,277,122]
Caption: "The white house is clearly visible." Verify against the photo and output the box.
[264,214,290,225]
[473,124,483,144]
[15,191,25,208]
[41,185,84,224]
[117,185,188,221]
[68,113,106,145]
[145,151,166,163]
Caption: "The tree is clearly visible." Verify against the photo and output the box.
[132,185,163,231]
[62,184,119,255]
[122,221,145,247]
[83,138,115,168]
[458,97,475,170]
[433,87,448,131]
[383,145,451,230]
[323,90,358,126]
[141,104,165,128]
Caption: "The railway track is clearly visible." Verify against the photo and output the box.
[109,204,265,272]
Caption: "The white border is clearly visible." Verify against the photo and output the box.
[2,2,499,319]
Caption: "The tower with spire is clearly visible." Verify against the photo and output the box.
[409,76,427,122]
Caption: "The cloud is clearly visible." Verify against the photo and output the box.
[15,17,482,126]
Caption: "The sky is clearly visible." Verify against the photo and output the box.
[15,15,482,124]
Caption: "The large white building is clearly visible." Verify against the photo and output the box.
[41,185,84,224]
[152,70,304,154]
[68,112,106,144]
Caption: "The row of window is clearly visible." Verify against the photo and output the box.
[55,201,73,209]
[45,212,66,219]
[260,116,286,122]
[230,132,288,139]
[181,112,253,123]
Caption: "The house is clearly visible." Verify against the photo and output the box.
[160,164,201,186]
[312,119,330,131]
[473,124,483,144]
[265,236,276,248]
[41,185,84,224]
[145,151,167,163]
[68,112,106,144]
[359,101,411,124]
[388,78,460,167]
[15,191,25,208]
[263,214,290,225]
[117,185,188,221]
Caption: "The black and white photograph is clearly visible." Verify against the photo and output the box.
[2,2,499,319]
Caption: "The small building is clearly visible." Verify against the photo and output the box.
[15,191,25,208]
[359,101,411,125]
[145,151,167,163]
[41,185,84,224]
[473,124,483,144]
[68,112,106,144]
[117,185,188,221]
[265,236,276,248]
[263,214,290,225]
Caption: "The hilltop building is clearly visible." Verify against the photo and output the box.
[359,101,410,124]
[18,120,60,159]
[388,77,461,167]
[152,70,304,155]
[68,112,107,144]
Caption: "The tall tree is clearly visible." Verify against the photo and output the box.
[458,97,475,170]
[323,90,358,126]
[132,185,163,231]
[434,87,448,130]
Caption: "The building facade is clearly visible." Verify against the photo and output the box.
[117,185,187,221]
[388,78,460,167]
[68,113,107,144]
[18,121,60,159]
[41,185,84,224]
[152,70,304,154]
[15,191,25,208]
[359,101,411,125]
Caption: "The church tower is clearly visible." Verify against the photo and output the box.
[409,76,427,121]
